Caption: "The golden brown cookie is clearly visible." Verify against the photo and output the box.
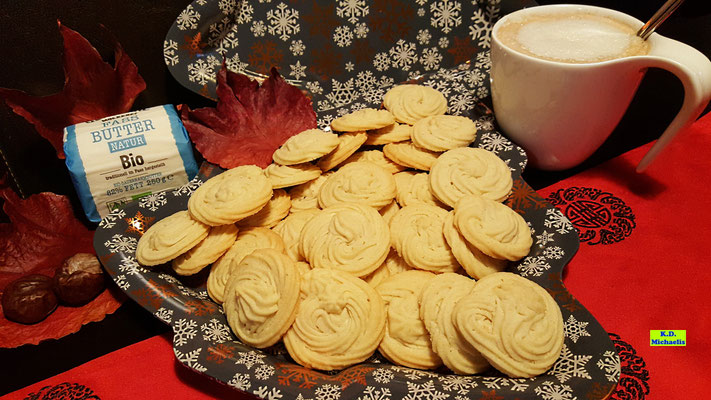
[442,211,508,279]
[412,115,477,152]
[271,209,320,262]
[383,141,440,171]
[316,131,368,172]
[264,162,322,189]
[362,249,412,288]
[365,122,413,145]
[330,108,396,132]
[288,172,333,213]
[394,171,447,208]
[273,129,340,165]
[172,223,239,276]
[136,210,210,266]
[237,189,291,228]
[341,150,407,174]
[383,84,448,125]
[317,161,397,210]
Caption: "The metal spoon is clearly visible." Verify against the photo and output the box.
[637,0,685,40]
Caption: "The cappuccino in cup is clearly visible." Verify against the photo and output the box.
[496,11,649,63]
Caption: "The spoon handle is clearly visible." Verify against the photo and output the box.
[637,0,685,40]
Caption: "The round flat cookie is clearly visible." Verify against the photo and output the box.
[442,211,508,279]
[383,141,439,171]
[271,209,320,262]
[317,161,397,210]
[288,172,333,213]
[330,108,396,132]
[136,210,210,266]
[394,171,447,208]
[224,248,300,348]
[317,131,368,172]
[412,115,477,152]
[283,268,386,370]
[264,162,322,189]
[365,122,413,145]
[273,129,340,165]
[452,272,564,378]
[237,189,291,228]
[341,150,407,174]
[172,223,239,276]
[383,84,447,125]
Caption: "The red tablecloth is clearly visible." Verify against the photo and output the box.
[4,113,710,400]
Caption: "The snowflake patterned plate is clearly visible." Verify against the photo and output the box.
[95,103,619,400]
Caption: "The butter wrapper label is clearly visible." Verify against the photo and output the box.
[63,105,198,222]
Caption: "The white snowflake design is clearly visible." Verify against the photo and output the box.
[172,178,203,196]
[544,208,575,235]
[200,318,232,343]
[290,39,305,56]
[517,255,551,277]
[479,131,514,153]
[543,245,564,260]
[163,39,179,67]
[267,3,300,41]
[104,234,138,254]
[138,192,167,212]
[372,367,394,384]
[253,386,283,400]
[403,380,448,400]
[226,53,249,73]
[333,25,354,47]
[357,387,392,400]
[534,381,576,400]
[417,29,432,45]
[118,256,146,276]
[254,364,275,380]
[251,20,267,37]
[325,78,356,108]
[236,350,266,370]
[115,275,129,290]
[234,2,254,24]
[597,350,621,382]
[536,230,556,247]
[187,58,215,86]
[438,374,477,394]
[176,5,200,30]
[174,348,207,372]
[548,344,593,383]
[315,384,341,400]
[98,208,126,229]
[430,0,462,34]
[389,40,417,71]
[173,318,198,346]
[420,47,443,71]
[154,307,174,324]
[564,314,592,344]
[337,0,369,24]
[290,60,307,80]
[228,372,252,391]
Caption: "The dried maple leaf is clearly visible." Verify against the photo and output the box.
[0,21,146,159]
[181,66,317,169]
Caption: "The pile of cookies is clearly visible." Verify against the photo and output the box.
[135,84,564,377]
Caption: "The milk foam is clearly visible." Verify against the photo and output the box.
[498,12,649,63]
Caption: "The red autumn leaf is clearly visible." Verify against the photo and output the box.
[0,21,146,159]
[181,66,317,169]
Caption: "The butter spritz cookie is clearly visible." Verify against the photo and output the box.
[299,203,390,277]
[419,272,489,374]
[172,223,239,276]
[238,189,291,228]
[376,270,442,369]
[341,150,407,174]
[389,204,459,273]
[264,162,322,189]
[283,268,386,370]
[442,212,508,279]
[429,147,513,207]
[288,172,333,213]
[365,122,413,145]
[453,194,532,261]
[330,108,395,132]
[272,129,340,165]
[188,165,273,226]
[206,227,286,304]
[452,272,564,378]
[383,84,447,125]
[316,131,368,171]
[136,210,210,266]
[412,115,477,152]
[383,141,440,171]
[271,209,320,262]
[394,171,447,208]
[317,161,397,210]
[378,199,400,225]
[223,248,300,348]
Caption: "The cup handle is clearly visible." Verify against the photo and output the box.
[634,35,711,172]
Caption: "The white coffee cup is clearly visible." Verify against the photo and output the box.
[490,4,711,171]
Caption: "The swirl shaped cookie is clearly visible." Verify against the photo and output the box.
[317,161,397,210]
[316,131,368,172]
[365,122,413,145]
[136,210,210,266]
[300,203,390,277]
[172,223,239,276]
[383,141,439,171]
[452,272,564,378]
[453,194,532,261]
[272,209,320,262]
[330,108,396,132]
[389,204,459,273]
[283,268,386,370]
[442,212,508,279]
[363,249,411,288]
[206,227,286,304]
[341,150,406,174]
[429,147,513,207]
[419,273,489,374]
[376,270,442,369]
[378,199,400,225]
[394,171,447,208]
[273,129,340,165]
[238,189,291,228]
[383,84,447,125]
[264,162,322,189]
[288,172,332,213]
[224,248,300,348]
[188,165,273,226]
[412,115,477,152]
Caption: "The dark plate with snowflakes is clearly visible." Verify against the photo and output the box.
[97,0,619,398]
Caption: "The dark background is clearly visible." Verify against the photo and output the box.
[0,0,709,395]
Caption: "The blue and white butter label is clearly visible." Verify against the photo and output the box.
[64,105,198,222]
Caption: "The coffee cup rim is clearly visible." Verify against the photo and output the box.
[492,4,648,66]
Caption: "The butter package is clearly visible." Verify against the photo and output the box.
[63,105,198,222]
